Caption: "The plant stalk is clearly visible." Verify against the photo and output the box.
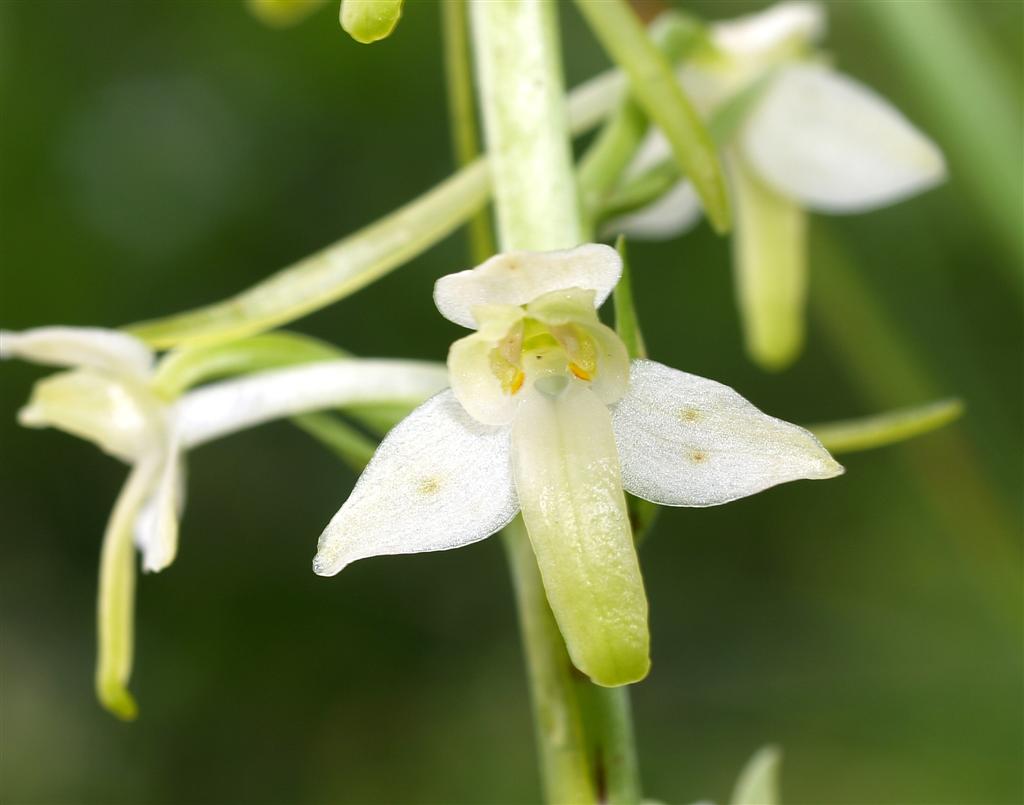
[470,2,641,802]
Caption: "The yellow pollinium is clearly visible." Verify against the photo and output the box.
[490,318,600,395]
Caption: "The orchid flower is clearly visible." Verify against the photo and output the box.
[611,1,946,370]
[313,244,843,687]
[2,326,448,717]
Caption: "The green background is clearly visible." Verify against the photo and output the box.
[1,1,1020,803]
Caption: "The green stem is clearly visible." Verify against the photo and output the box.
[442,0,494,262]
[471,2,641,801]
[574,0,729,233]
[502,520,596,804]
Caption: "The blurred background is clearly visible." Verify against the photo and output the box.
[1,1,1020,803]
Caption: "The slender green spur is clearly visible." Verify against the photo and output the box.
[313,245,843,687]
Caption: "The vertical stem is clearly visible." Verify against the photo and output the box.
[502,521,597,804]
[470,0,582,251]
[441,0,494,261]
[470,3,641,802]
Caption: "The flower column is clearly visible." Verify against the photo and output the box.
[470,2,639,802]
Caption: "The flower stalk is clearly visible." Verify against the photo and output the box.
[470,2,639,801]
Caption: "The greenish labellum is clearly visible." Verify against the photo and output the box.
[340,0,403,44]
[730,154,808,371]
[511,382,650,688]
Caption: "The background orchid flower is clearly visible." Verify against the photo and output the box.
[611,1,946,370]
[313,245,842,688]
[2,326,448,717]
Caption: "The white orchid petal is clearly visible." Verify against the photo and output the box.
[313,390,518,575]
[729,156,808,370]
[18,370,160,461]
[712,2,826,58]
[612,360,842,506]
[134,438,185,574]
[742,64,946,212]
[434,244,622,329]
[177,359,449,449]
[604,180,703,241]
[0,327,153,376]
[512,382,649,687]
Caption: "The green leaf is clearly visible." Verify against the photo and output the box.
[574,0,730,233]
[808,398,964,454]
[731,746,782,805]
[340,0,403,44]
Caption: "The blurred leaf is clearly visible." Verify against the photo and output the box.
[809,398,964,455]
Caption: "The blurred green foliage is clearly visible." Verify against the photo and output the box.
[0,1,1020,803]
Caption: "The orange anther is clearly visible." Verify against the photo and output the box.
[569,363,592,381]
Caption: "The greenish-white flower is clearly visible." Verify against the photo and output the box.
[613,1,946,370]
[313,245,843,687]
[2,326,448,717]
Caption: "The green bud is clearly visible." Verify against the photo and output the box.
[340,0,403,44]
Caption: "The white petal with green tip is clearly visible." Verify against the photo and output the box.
[511,381,649,687]
[177,360,448,448]
[1,326,153,376]
[742,64,946,212]
[434,245,622,329]
[313,390,518,576]
[611,359,842,506]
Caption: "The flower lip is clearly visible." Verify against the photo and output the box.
[433,244,622,329]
